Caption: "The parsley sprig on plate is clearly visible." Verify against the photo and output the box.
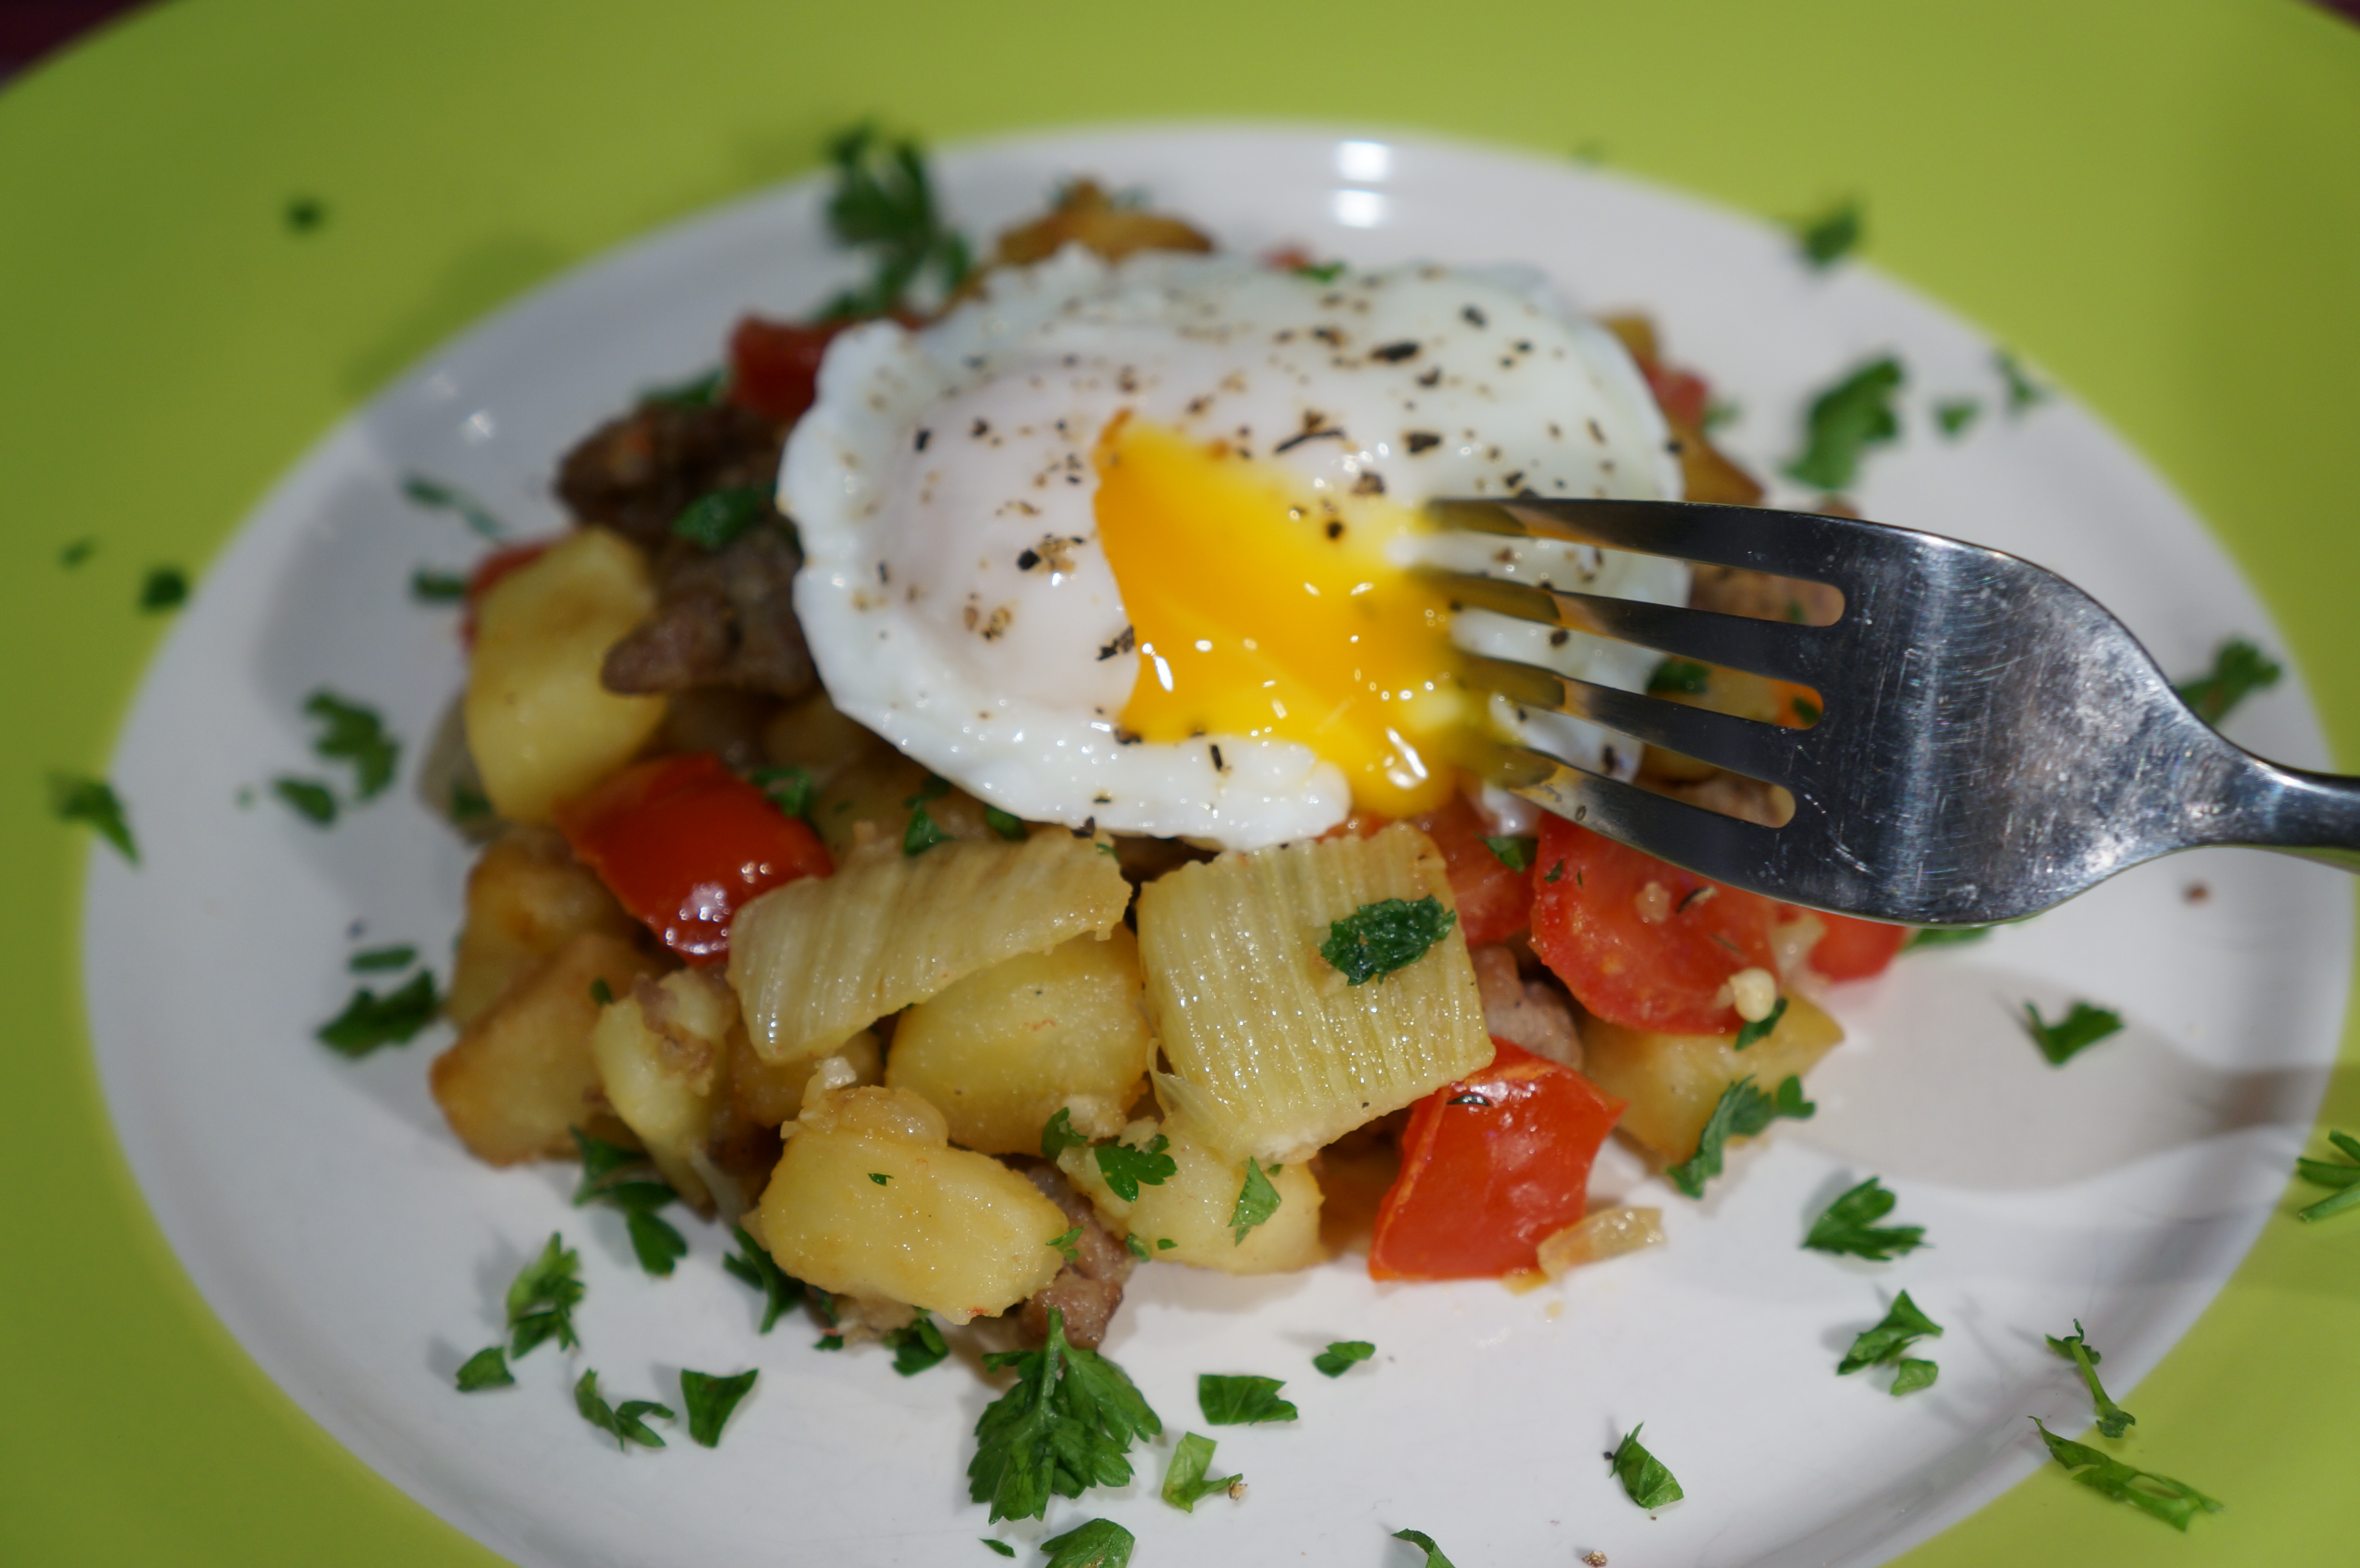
[1803,1176,1928,1262]
[968,1307,1160,1522]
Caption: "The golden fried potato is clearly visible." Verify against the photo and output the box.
[448,826,639,1026]
[1578,994,1842,1162]
[992,178,1215,268]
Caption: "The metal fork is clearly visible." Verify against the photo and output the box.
[1425,497,2360,927]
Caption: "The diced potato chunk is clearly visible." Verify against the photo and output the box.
[589,969,736,1211]
[448,825,638,1025]
[752,1086,1068,1320]
[465,527,666,823]
[1138,822,1494,1163]
[430,930,666,1164]
[1579,994,1843,1161]
[805,748,999,863]
[1059,1115,1323,1274]
[886,926,1152,1154]
[730,1029,880,1129]
[728,830,1132,1063]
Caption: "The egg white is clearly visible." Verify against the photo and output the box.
[783,248,1688,847]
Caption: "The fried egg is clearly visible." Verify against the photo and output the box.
[783,248,1687,848]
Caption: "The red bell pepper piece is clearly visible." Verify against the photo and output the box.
[553,753,832,965]
[1369,1039,1626,1281]
[726,315,861,427]
[1412,794,1534,947]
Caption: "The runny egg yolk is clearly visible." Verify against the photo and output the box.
[1093,415,1480,819]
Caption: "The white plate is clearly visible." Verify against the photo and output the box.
[86,125,2350,1568]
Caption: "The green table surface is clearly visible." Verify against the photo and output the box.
[4,1,2357,1563]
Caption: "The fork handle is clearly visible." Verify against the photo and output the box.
[2205,750,2360,871]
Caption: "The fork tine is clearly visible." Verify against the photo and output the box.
[1485,742,1786,888]
[1429,496,1891,585]
[1431,568,1833,686]
[1460,651,1807,785]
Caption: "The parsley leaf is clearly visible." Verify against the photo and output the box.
[679,1367,759,1446]
[568,1127,687,1275]
[2030,1419,2222,1531]
[1040,1107,1090,1160]
[1229,1157,1283,1244]
[2048,1320,2134,1438]
[671,486,771,551]
[505,1233,585,1358]
[903,775,953,854]
[1294,260,1347,283]
[1903,924,1992,949]
[1198,1373,1298,1425]
[722,1224,805,1331]
[969,1307,1160,1522]
[139,565,189,612]
[1040,1519,1135,1568]
[569,1126,651,1201]
[1047,1225,1083,1264]
[575,1369,671,1450]
[2021,1000,2123,1066]
[272,776,338,825]
[1321,895,1456,985]
[2296,1129,2360,1222]
[748,765,814,820]
[1647,658,1711,696]
[1664,1075,1816,1198]
[316,970,442,1057]
[1784,355,1905,493]
[1095,1135,1177,1201]
[1391,1528,1459,1568]
[304,690,399,800]
[1704,397,1742,433]
[886,1315,952,1376]
[1481,834,1536,871]
[349,943,417,972]
[1803,1176,1927,1261]
[1792,197,1862,269]
[401,474,508,539]
[819,123,971,319]
[1733,995,1788,1051]
[626,1209,688,1274]
[1934,398,1980,438]
[1996,350,2048,416]
[1890,1358,1940,1395]
[2175,636,2282,728]
[1607,1423,1684,1508]
[1837,1290,1943,1390]
[48,772,137,863]
[984,805,1028,841]
[1162,1431,1241,1511]
[1123,1233,1150,1261]
[454,1347,513,1391]
[1313,1339,1376,1377]
[642,366,725,409]
[59,537,96,568]
[983,1544,1017,1559]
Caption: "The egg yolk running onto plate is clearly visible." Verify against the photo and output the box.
[1094,415,1480,819]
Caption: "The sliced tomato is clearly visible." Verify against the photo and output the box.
[458,537,558,648]
[1803,911,1908,981]
[725,315,855,427]
[1527,817,1782,1033]
[1412,794,1534,947]
[1368,1039,1625,1280]
[554,753,832,965]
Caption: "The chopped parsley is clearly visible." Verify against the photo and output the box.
[1391,1529,1459,1568]
[1124,1233,1151,1261]
[1803,1176,1927,1261]
[2047,1320,2133,1438]
[272,776,338,825]
[2295,1129,2360,1222]
[575,1369,671,1451]
[722,1223,805,1331]
[304,690,399,800]
[868,1171,892,1187]
[138,565,189,612]
[816,1333,845,1351]
[1703,397,1742,433]
[349,944,417,973]
[2030,1419,2222,1531]
[410,568,467,603]
[642,365,725,409]
[454,1347,513,1391]
[1040,1519,1135,1568]
[1903,924,1992,949]
[316,970,442,1057]
[1040,1107,1090,1160]
[402,474,508,539]
[1791,694,1821,723]
[1934,398,1981,438]
[1313,1339,1376,1377]
[671,486,770,551]
[1607,1423,1684,1508]
[450,783,492,823]
[679,1367,758,1446]
[968,1307,1161,1523]
[568,1127,687,1276]
[589,977,615,1006]
[2021,1000,2123,1066]
[1792,197,1862,269]
[1784,355,1905,493]
[1047,1225,1083,1264]
[1095,1135,1177,1201]
[748,765,814,820]
[1161,1431,1240,1512]
[49,772,136,863]
[903,774,953,856]
[284,195,325,232]
[504,1232,585,1358]
[819,122,972,320]
[1733,995,1788,1051]
[1647,658,1711,696]
[1294,260,1347,283]
[983,805,1028,841]
[1321,895,1456,985]
[1197,1373,1298,1425]
[1996,350,2049,416]
[1664,1075,1815,1198]
[59,537,95,568]
[887,1316,952,1375]
[2175,636,2282,727]
[982,1544,1016,1560]
[1837,1290,1942,1393]
[1229,1157,1283,1244]
[1481,834,1537,871]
